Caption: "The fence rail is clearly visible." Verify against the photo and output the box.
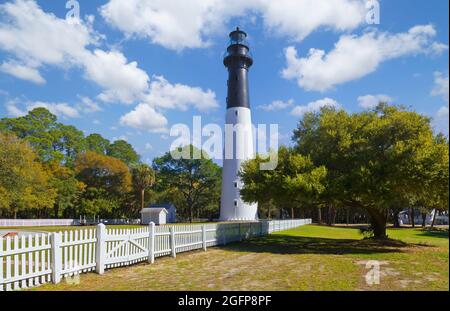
[0,219,311,291]
[0,219,141,227]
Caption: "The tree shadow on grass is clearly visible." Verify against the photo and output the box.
[386,227,449,240]
[416,229,449,240]
[222,235,412,256]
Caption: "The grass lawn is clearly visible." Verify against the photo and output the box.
[32,225,448,291]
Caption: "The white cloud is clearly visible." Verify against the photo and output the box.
[0,0,149,104]
[431,72,449,104]
[144,143,153,150]
[100,0,366,50]
[144,75,218,111]
[83,50,150,104]
[258,99,294,111]
[0,0,96,66]
[290,98,340,117]
[259,0,365,41]
[6,100,80,119]
[120,103,169,133]
[433,106,449,136]
[112,135,128,142]
[5,99,26,117]
[0,0,219,131]
[119,75,218,133]
[101,0,228,51]
[29,101,80,118]
[282,25,448,92]
[357,94,393,109]
[77,96,103,113]
[431,72,449,135]
[0,61,45,84]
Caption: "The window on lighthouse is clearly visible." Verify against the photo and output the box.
[234,200,238,207]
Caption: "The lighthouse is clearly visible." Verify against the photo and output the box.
[220,27,258,221]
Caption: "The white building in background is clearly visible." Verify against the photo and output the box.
[220,28,258,221]
[140,208,168,225]
[398,209,449,226]
[148,203,176,223]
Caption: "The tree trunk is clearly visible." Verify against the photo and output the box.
[291,208,294,219]
[326,206,331,226]
[268,204,271,220]
[392,209,401,228]
[140,189,145,211]
[410,208,415,228]
[327,206,336,226]
[54,204,59,219]
[346,208,350,226]
[318,207,322,224]
[421,213,427,228]
[368,209,388,239]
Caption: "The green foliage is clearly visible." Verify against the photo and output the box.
[45,161,85,218]
[75,151,133,218]
[0,108,140,167]
[85,133,110,155]
[240,146,327,218]
[152,145,221,221]
[0,132,56,218]
[0,108,85,165]
[75,151,132,196]
[292,103,449,237]
[132,163,156,192]
[107,140,140,165]
[0,108,154,221]
[131,163,156,214]
[78,187,122,217]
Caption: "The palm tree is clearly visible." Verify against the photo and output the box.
[131,164,156,212]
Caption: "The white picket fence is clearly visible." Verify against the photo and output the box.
[0,218,141,227]
[0,219,79,227]
[0,219,311,291]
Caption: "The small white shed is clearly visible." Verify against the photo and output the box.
[140,208,168,225]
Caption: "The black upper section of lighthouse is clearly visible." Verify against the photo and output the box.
[224,27,253,109]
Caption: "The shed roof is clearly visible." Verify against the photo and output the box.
[140,208,168,215]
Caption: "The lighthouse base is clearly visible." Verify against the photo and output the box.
[219,201,258,222]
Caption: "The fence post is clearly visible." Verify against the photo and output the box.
[170,227,176,258]
[51,232,62,284]
[202,225,207,251]
[148,222,155,263]
[95,223,106,274]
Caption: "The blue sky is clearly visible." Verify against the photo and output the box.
[0,0,448,164]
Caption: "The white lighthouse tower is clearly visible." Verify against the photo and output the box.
[220,27,258,221]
